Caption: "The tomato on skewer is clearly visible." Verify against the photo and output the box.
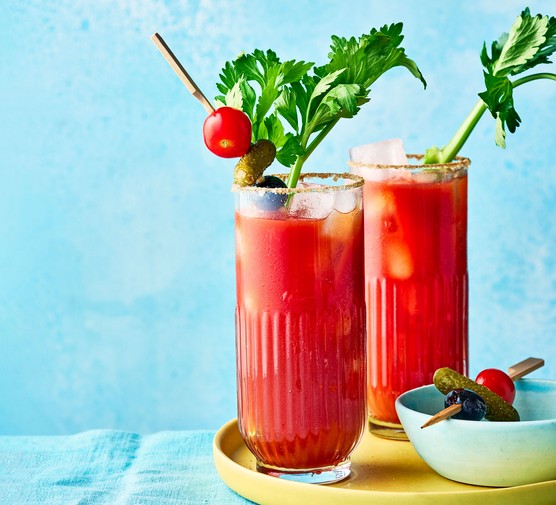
[475,368,516,405]
[203,106,252,158]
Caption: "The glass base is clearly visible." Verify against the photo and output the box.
[256,459,351,484]
[368,416,408,441]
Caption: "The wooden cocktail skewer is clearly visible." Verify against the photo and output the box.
[151,32,215,115]
[508,357,544,381]
[420,404,464,428]
[421,357,544,428]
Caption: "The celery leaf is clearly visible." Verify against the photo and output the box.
[215,23,424,185]
[479,9,556,147]
[494,9,549,76]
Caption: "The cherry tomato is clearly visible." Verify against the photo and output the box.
[475,368,516,405]
[203,106,252,158]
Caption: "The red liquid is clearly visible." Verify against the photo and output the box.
[362,171,468,424]
[235,206,366,470]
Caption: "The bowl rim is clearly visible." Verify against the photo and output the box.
[395,378,556,427]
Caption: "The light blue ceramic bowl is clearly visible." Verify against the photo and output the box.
[395,379,556,487]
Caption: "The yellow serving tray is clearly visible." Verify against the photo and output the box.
[213,419,556,505]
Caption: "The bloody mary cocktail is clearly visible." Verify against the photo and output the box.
[234,173,366,483]
[352,156,469,439]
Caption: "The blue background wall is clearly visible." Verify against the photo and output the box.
[1,0,554,435]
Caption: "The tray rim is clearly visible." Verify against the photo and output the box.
[213,418,556,505]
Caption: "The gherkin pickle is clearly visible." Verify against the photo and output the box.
[233,139,276,187]
[433,367,520,422]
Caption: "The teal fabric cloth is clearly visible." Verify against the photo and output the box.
[0,430,253,504]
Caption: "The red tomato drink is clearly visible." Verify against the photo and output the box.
[353,158,469,438]
[234,174,366,483]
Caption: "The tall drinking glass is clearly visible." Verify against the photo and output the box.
[351,155,469,439]
[234,173,366,483]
